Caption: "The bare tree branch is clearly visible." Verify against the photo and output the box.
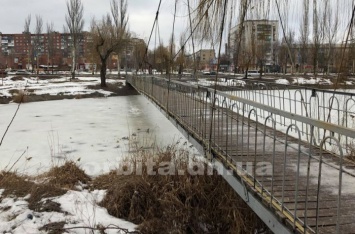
[65,0,84,80]
[24,14,32,70]
[90,0,129,87]
[34,15,43,74]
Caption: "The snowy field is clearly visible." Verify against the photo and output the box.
[0,76,199,233]
[0,96,196,175]
[0,189,137,234]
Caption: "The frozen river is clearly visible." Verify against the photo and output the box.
[0,96,196,175]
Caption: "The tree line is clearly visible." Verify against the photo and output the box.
[22,0,131,87]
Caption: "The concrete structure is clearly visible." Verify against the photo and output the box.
[187,49,216,71]
[228,20,278,72]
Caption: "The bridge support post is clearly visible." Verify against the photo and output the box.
[213,160,292,234]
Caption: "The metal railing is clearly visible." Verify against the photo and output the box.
[127,75,355,233]
[191,79,355,153]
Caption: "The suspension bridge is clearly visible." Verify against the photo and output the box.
[127,75,355,234]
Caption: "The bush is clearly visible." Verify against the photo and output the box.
[95,147,267,233]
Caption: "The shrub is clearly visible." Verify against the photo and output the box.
[95,147,267,233]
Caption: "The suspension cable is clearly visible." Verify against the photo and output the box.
[208,0,229,156]
[142,0,162,72]
[172,0,214,61]
[275,0,295,74]
[325,2,355,127]
[166,0,178,112]
[187,0,197,78]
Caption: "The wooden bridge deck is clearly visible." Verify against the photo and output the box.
[129,77,355,233]
[169,92,355,233]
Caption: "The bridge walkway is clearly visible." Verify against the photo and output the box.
[127,76,355,233]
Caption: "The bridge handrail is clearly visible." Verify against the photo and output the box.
[130,75,355,138]
[127,75,355,233]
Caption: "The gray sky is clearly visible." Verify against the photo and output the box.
[0,0,354,52]
[0,0,186,47]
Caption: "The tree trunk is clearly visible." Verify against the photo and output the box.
[100,59,107,87]
[71,47,76,81]
[117,58,120,78]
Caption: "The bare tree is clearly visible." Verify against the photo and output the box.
[66,0,84,80]
[279,31,296,74]
[312,0,321,76]
[23,14,32,71]
[34,15,43,74]
[187,0,197,78]
[90,0,129,87]
[111,0,128,77]
[323,0,339,74]
[46,22,55,74]
[176,33,186,77]
[299,0,310,74]
[153,43,170,74]
[234,0,249,74]
[131,39,146,73]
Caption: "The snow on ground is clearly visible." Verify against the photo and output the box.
[185,75,336,87]
[292,77,333,85]
[188,78,246,87]
[299,162,355,196]
[0,76,201,233]
[0,76,123,98]
[0,189,136,234]
[275,79,289,85]
[0,96,196,176]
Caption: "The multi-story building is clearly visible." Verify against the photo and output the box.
[0,32,89,70]
[0,31,146,72]
[123,37,146,70]
[187,49,216,71]
[228,20,278,72]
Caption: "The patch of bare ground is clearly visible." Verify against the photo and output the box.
[39,221,66,234]
[0,82,139,104]
[93,147,268,233]
[88,82,139,96]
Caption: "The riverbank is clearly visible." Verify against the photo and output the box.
[0,75,139,104]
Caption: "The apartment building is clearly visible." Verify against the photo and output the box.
[187,49,216,70]
[228,20,278,72]
[0,32,88,70]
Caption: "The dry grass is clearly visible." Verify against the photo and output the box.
[346,145,355,163]
[0,161,89,213]
[342,141,355,163]
[11,90,28,103]
[0,148,267,233]
[27,184,65,212]
[0,172,34,197]
[43,161,91,189]
[39,221,65,234]
[94,147,267,233]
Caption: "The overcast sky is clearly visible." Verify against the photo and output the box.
[0,0,354,52]
[0,0,186,47]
